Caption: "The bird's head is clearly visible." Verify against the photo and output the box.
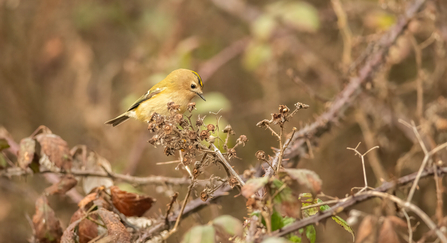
[168,69,205,101]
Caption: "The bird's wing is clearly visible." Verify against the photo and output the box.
[127,87,165,111]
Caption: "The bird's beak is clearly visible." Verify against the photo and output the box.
[195,92,206,101]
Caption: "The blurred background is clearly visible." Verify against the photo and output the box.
[0,0,446,242]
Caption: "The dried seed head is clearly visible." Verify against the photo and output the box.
[208,135,216,144]
[223,124,234,134]
[147,122,157,132]
[187,102,196,112]
[243,169,254,179]
[272,113,282,124]
[193,168,201,178]
[196,116,204,127]
[163,124,173,135]
[188,131,197,140]
[228,148,236,159]
[174,114,184,124]
[236,135,248,146]
[148,135,159,145]
[200,190,209,202]
[255,150,266,160]
[279,105,290,115]
[199,130,210,140]
[207,124,215,132]
[229,176,238,188]
[164,147,175,156]
[167,102,180,112]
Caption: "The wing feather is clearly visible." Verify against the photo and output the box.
[127,88,165,111]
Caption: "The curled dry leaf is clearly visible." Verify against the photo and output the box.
[32,195,63,243]
[97,208,131,243]
[110,186,155,217]
[44,174,78,195]
[282,168,322,194]
[242,177,269,198]
[18,137,37,170]
[35,132,72,171]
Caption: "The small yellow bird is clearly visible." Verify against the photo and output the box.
[105,69,205,127]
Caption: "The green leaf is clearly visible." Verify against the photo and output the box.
[0,154,7,168]
[289,235,302,242]
[270,211,284,231]
[242,41,272,71]
[182,225,216,243]
[271,179,301,218]
[212,215,243,237]
[299,193,355,241]
[305,225,316,243]
[330,215,355,241]
[242,177,269,198]
[0,138,10,151]
[267,1,319,32]
[251,14,277,40]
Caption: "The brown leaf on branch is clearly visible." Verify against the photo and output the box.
[282,168,322,195]
[378,217,402,243]
[355,215,377,243]
[44,174,78,195]
[110,186,155,217]
[69,209,99,243]
[17,137,38,170]
[97,208,131,243]
[32,195,63,243]
[35,132,72,171]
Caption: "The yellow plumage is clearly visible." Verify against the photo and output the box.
[105,69,205,127]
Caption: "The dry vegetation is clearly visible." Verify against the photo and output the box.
[1,0,447,242]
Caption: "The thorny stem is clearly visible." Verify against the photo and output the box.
[211,144,245,186]
[434,164,444,225]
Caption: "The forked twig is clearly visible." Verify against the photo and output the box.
[347,142,379,191]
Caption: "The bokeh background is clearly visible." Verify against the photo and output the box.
[1,0,447,242]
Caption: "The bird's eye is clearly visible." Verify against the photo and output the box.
[191,84,196,89]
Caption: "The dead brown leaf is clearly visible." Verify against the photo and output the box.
[378,217,401,243]
[69,208,99,243]
[35,132,72,171]
[283,168,322,194]
[97,208,131,243]
[44,174,78,195]
[32,195,63,243]
[17,137,37,170]
[110,186,155,217]
[355,215,377,243]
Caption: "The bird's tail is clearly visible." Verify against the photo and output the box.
[105,113,130,127]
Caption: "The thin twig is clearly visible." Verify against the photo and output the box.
[403,209,413,243]
[1,167,196,186]
[347,143,380,190]
[277,127,297,172]
[364,191,447,243]
[211,144,245,186]
[170,181,195,233]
